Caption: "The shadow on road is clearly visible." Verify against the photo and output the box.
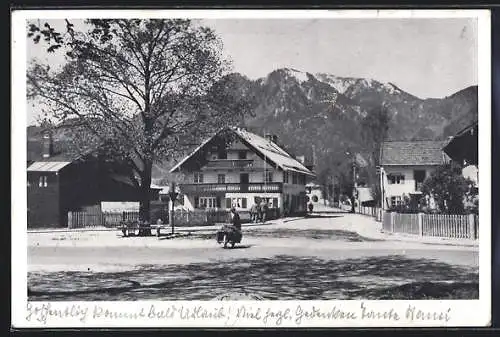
[29,254,478,301]
[154,228,384,242]
[305,214,345,219]
[225,244,253,249]
[242,228,384,242]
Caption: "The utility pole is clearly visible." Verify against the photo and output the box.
[168,182,179,235]
[352,153,359,213]
[331,175,335,208]
[379,166,385,210]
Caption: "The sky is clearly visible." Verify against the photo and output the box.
[26,17,478,124]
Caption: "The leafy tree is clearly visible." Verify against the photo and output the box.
[361,105,390,206]
[361,105,390,166]
[420,162,476,214]
[27,19,254,221]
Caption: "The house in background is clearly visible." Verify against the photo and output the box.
[170,127,316,215]
[356,187,374,207]
[27,129,160,228]
[379,140,450,210]
[443,121,479,186]
[306,182,325,205]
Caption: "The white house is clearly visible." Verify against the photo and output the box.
[170,127,316,215]
[305,182,325,205]
[379,140,450,210]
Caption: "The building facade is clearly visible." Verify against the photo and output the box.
[379,140,449,210]
[27,130,160,227]
[305,183,325,205]
[170,128,316,215]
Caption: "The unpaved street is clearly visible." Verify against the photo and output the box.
[28,213,479,301]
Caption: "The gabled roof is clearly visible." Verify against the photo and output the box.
[443,121,478,165]
[170,127,316,177]
[380,140,449,166]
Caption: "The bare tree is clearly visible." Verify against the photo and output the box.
[27,19,253,220]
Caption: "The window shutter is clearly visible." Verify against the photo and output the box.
[225,198,231,209]
[273,198,278,208]
[242,198,247,209]
[194,197,199,208]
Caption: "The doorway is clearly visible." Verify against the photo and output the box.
[414,170,426,191]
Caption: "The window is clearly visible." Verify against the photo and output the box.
[238,150,247,159]
[414,170,426,191]
[218,150,227,160]
[265,171,273,183]
[284,172,289,183]
[390,196,403,206]
[230,197,247,209]
[217,174,225,184]
[199,197,217,209]
[292,172,298,184]
[299,174,305,185]
[194,173,204,183]
[387,173,404,184]
[39,176,48,187]
[240,173,249,184]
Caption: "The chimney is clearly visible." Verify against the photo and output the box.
[296,155,305,164]
[265,133,278,144]
[42,130,54,158]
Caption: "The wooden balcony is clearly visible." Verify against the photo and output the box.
[179,183,283,194]
[203,159,254,170]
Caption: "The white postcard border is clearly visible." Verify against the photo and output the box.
[11,9,492,328]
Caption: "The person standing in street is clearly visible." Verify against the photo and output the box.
[250,202,258,223]
[308,202,314,213]
[259,198,268,223]
[230,207,241,232]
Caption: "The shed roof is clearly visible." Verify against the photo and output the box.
[380,140,448,166]
[27,161,72,172]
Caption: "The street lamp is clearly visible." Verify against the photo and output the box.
[168,182,179,235]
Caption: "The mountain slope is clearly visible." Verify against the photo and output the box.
[28,68,478,181]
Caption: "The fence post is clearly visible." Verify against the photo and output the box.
[390,212,395,233]
[418,213,423,237]
[468,214,476,240]
[68,211,72,229]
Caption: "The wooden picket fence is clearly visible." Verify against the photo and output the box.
[382,212,478,240]
[356,206,383,222]
[172,208,280,226]
[67,211,140,229]
[68,208,281,229]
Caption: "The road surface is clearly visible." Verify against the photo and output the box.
[28,213,479,301]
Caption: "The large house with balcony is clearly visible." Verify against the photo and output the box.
[170,127,316,215]
[379,140,450,210]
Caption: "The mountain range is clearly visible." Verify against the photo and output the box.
[232,68,477,170]
[27,67,478,181]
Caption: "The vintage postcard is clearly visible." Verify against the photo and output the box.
[12,9,491,328]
